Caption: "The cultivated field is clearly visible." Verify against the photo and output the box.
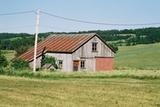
[0,70,160,107]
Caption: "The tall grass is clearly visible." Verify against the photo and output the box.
[0,68,160,80]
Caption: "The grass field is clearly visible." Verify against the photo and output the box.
[115,43,160,70]
[0,73,160,107]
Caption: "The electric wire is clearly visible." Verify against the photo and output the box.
[0,10,35,16]
[41,11,160,26]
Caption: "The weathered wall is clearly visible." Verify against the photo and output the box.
[72,36,114,71]
[29,56,42,69]
[73,36,114,58]
[45,53,73,72]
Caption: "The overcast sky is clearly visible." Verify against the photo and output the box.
[0,0,160,33]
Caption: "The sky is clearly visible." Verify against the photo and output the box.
[0,0,160,33]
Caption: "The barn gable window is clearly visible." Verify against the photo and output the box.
[92,42,98,52]
[80,60,85,69]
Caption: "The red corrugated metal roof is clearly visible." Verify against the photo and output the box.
[19,33,115,62]
[19,33,96,61]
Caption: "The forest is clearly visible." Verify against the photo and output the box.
[0,27,160,56]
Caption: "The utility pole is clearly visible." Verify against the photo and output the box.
[33,9,40,72]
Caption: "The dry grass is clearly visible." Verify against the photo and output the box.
[0,75,160,107]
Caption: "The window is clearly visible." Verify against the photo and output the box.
[92,42,98,52]
[80,60,85,69]
[58,60,63,69]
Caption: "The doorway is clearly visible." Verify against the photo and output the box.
[73,60,79,71]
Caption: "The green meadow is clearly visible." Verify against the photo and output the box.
[115,43,160,70]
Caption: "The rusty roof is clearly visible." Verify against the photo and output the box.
[19,33,115,62]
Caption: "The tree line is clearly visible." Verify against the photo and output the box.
[0,27,160,55]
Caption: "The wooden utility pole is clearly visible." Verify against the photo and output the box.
[33,9,40,72]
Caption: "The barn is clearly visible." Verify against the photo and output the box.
[19,33,115,71]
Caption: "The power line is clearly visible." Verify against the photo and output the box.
[0,10,35,16]
[41,11,160,26]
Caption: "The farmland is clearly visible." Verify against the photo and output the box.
[0,71,160,107]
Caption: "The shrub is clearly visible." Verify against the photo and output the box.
[0,54,8,68]
[41,56,58,69]
[11,58,29,69]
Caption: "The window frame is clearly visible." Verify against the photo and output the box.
[80,60,85,69]
[92,42,98,52]
[58,60,63,69]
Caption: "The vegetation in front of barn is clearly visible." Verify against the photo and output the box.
[0,68,160,80]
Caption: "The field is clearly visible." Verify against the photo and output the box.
[115,43,160,70]
[0,71,160,107]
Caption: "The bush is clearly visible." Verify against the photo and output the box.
[41,56,58,69]
[11,59,29,69]
[0,54,8,68]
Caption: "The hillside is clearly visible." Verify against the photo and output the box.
[115,43,160,70]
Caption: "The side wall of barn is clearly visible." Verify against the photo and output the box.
[45,53,73,72]
[29,56,42,69]
[29,53,73,72]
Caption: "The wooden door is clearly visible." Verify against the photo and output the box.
[73,60,79,71]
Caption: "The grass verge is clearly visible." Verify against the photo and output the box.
[0,69,160,80]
